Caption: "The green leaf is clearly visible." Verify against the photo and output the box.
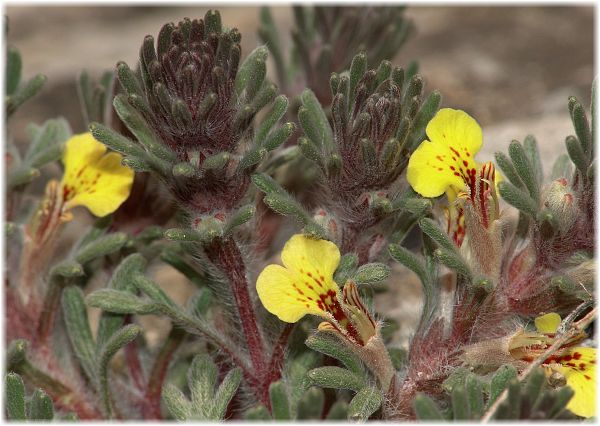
[569,97,592,156]
[298,136,322,163]
[7,166,40,188]
[524,367,546,412]
[98,325,141,417]
[202,152,230,170]
[164,228,203,243]
[62,286,97,384]
[300,89,333,150]
[86,289,158,315]
[413,393,444,420]
[388,243,428,285]
[263,192,310,225]
[497,181,538,216]
[419,218,456,252]
[7,74,47,116]
[296,387,325,420]
[251,172,286,195]
[5,373,26,420]
[334,253,358,285]
[7,339,28,371]
[509,140,539,202]
[348,387,383,421]
[466,374,484,419]
[28,143,64,169]
[565,135,589,174]
[305,332,362,374]
[25,118,70,165]
[6,46,22,96]
[308,366,365,391]
[239,147,268,170]
[523,135,543,185]
[406,90,442,152]
[224,204,256,235]
[451,386,469,420]
[495,151,525,189]
[434,248,472,278]
[488,364,517,408]
[255,95,288,146]
[354,263,390,285]
[269,381,291,420]
[29,389,54,420]
[75,232,128,264]
[550,153,573,180]
[132,274,178,308]
[113,94,176,163]
[163,384,192,420]
[50,260,84,279]
[264,122,295,151]
[326,400,349,420]
[235,46,268,98]
[95,254,147,348]
[244,404,271,420]
[549,386,574,418]
[90,123,145,157]
[116,61,144,98]
[211,368,242,419]
[349,52,367,105]
[188,354,218,408]
[172,162,197,178]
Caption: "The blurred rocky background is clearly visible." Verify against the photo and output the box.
[5,5,594,347]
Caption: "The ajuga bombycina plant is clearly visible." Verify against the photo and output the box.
[4,6,595,422]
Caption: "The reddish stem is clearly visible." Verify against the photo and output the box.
[205,238,266,375]
[144,327,186,419]
[124,334,145,391]
[267,324,293,377]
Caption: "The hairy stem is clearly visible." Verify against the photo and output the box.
[205,238,266,374]
[145,327,186,419]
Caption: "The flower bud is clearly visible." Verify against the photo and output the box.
[543,178,577,233]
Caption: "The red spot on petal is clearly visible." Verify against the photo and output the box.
[584,375,592,380]
[463,160,469,167]
[573,352,582,360]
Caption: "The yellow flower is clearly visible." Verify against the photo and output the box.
[61,133,134,217]
[407,108,482,198]
[407,109,501,246]
[511,313,595,418]
[256,234,375,345]
[535,313,595,418]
